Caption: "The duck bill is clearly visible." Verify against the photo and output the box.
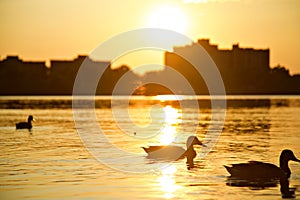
[293,157,300,162]
[196,141,206,147]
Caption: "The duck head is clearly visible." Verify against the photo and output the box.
[279,149,300,178]
[28,115,34,123]
[280,149,300,163]
[186,136,203,149]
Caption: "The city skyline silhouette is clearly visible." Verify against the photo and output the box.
[1,39,299,95]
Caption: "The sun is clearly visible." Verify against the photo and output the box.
[147,5,188,34]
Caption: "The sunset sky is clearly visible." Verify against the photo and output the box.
[1,0,300,75]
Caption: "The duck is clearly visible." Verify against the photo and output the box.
[142,136,204,167]
[224,149,300,180]
[16,115,34,130]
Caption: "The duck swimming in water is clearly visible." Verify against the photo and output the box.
[224,149,300,180]
[142,136,204,168]
[16,115,34,130]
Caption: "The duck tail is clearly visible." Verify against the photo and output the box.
[224,165,233,174]
[141,147,148,153]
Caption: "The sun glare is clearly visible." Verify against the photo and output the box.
[147,5,188,34]
[157,165,180,198]
[159,106,182,145]
[156,95,184,102]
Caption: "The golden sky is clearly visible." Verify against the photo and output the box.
[1,0,300,74]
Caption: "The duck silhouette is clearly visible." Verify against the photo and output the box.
[16,115,34,130]
[224,149,300,179]
[142,136,204,168]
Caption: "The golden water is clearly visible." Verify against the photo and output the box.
[0,96,299,199]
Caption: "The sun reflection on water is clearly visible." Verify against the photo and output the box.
[159,106,182,145]
[157,165,180,199]
[155,95,184,102]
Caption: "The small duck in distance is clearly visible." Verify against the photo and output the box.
[16,115,34,130]
[224,149,300,180]
[142,136,205,168]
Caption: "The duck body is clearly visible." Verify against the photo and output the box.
[142,136,203,167]
[142,146,186,160]
[224,149,300,180]
[225,161,284,180]
[16,115,33,130]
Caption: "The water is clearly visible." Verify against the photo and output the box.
[0,96,300,199]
